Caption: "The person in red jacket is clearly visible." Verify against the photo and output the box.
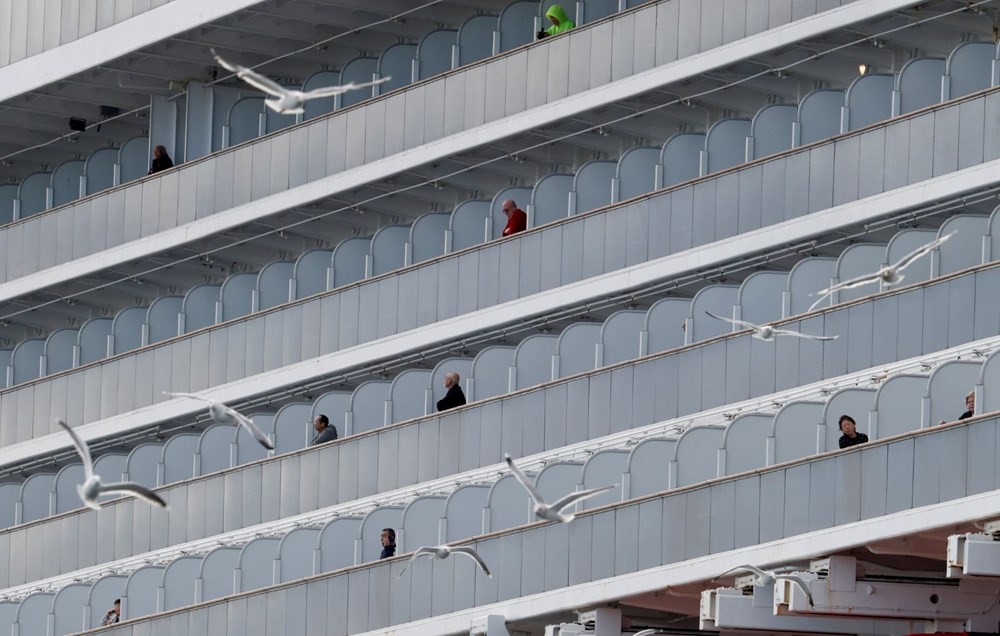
[501,199,527,237]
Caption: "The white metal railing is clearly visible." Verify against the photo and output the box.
[1,160,998,472]
[1,334,995,603]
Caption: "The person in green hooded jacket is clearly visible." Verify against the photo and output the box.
[536,4,575,39]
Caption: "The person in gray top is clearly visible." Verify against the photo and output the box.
[311,414,338,446]
[101,599,121,626]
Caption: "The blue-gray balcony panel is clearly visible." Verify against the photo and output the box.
[1,87,998,442]
[96,411,1000,636]
[0,0,861,285]
[0,262,995,586]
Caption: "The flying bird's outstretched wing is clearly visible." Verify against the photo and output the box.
[211,48,244,74]
[303,77,391,99]
[776,574,814,606]
[807,273,879,312]
[99,481,169,509]
[892,231,954,272]
[809,267,901,312]
[212,49,287,97]
[705,308,835,340]
[235,70,289,98]
[228,408,275,451]
[810,232,954,313]
[504,454,544,505]
[815,269,885,298]
[56,418,94,479]
[770,328,838,341]
[549,484,616,513]
[397,547,436,577]
[450,546,492,577]
[703,310,756,332]
[807,290,833,313]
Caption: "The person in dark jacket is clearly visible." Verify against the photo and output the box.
[310,414,338,446]
[837,414,868,449]
[941,390,976,425]
[379,528,396,559]
[500,199,527,237]
[436,372,467,412]
[148,145,174,175]
[959,390,975,420]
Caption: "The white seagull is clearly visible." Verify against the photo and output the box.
[808,232,954,311]
[704,311,837,342]
[397,544,492,578]
[212,49,390,114]
[504,454,615,523]
[163,391,275,450]
[713,564,814,606]
[56,419,168,511]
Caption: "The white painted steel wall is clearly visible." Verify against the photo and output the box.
[0,0,262,98]
[0,0,919,297]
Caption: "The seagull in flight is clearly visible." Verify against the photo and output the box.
[56,419,168,511]
[808,232,954,311]
[398,544,492,578]
[504,454,615,523]
[163,391,275,450]
[212,49,390,115]
[704,311,837,342]
[713,564,814,606]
